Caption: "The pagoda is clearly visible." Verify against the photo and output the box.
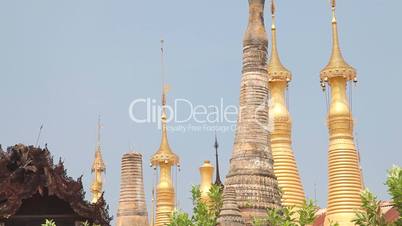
[91,117,106,204]
[150,43,180,226]
[320,1,363,225]
[223,0,281,223]
[267,0,305,208]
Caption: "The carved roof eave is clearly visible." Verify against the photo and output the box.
[0,144,112,226]
[320,66,356,82]
[268,70,292,83]
[150,152,179,167]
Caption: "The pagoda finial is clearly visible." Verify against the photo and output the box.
[267,0,291,82]
[271,0,276,29]
[320,0,356,82]
[91,116,106,203]
[332,0,336,22]
[214,132,223,186]
[160,39,171,142]
[151,40,179,168]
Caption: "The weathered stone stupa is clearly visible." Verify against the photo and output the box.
[223,0,281,223]
[217,186,245,226]
[116,152,149,226]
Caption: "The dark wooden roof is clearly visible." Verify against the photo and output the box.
[0,144,112,226]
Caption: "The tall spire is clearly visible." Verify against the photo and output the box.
[150,40,179,226]
[91,116,106,204]
[320,1,362,225]
[214,132,223,186]
[267,0,305,208]
[150,40,178,168]
[320,0,356,82]
[267,0,291,82]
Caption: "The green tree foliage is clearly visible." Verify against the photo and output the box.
[41,219,56,226]
[207,184,224,220]
[352,189,390,226]
[169,211,193,226]
[168,184,223,226]
[41,219,100,226]
[353,165,401,226]
[191,185,215,226]
[328,220,339,226]
[386,165,402,225]
[253,199,318,226]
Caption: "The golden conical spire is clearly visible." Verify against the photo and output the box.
[151,41,179,167]
[91,116,106,203]
[320,0,356,81]
[267,0,305,208]
[267,0,291,82]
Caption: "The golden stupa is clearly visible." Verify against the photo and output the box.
[199,160,214,203]
[267,0,306,208]
[150,43,180,226]
[91,117,106,204]
[320,1,363,225]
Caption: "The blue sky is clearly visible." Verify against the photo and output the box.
[1,0,401,223]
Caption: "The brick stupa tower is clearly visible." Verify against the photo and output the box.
[217,186,245,226]
[116,152,149,226]
[222,0,281,224]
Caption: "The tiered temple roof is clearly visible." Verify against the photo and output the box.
[0,144,111,226]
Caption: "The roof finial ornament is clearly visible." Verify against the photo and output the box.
[271,0,276,29]
[267,0,291,82]
[331,0,337,23]
[320,0,356,82]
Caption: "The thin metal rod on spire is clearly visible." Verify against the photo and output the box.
[175,165,178,207]
[160,39,167,108]
[331,0,337,22]
[97,115,102,148]
[271,0,276,27]
[151,169,156,226]
[161,39,165,92]
[35,124,44,147]
[160,40,168,133]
